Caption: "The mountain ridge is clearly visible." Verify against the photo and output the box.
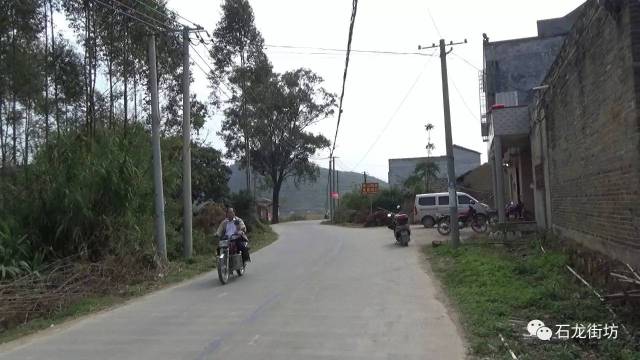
[227,164,387,214]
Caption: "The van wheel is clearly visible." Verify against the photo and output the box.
[421,216,435,228]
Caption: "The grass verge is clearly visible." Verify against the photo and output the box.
[424,242,639,360]
[0,225,278,345]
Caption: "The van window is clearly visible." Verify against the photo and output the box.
[438,196,449,205]
[458,195,471,205]
[418,196,435,206]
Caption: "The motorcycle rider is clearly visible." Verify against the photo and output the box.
[216,207,251,263]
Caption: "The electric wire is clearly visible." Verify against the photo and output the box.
[350,56,436,172]
[330,0,359,157]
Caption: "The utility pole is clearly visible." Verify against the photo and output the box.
[149,34,167,261]
[364,171,372,215]
[329,156,334,223]
[182,27,193,258]
[336,163,340,209]
[419,38,467,248]
[332,156,337,216]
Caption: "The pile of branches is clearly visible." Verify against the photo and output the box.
[606,264,640,303]
[0,255,161,331]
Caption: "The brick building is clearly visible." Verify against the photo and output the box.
[483,0,640,266]
[530,0,640,266]
[482,6,580,221]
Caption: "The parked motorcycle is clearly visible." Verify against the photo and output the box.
[384,205,411,246]
[436,205,488,235]
[217,233,247,285]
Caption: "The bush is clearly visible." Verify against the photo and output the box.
[372,188,404,212]
[0,221,45,279]
[225,190,257,230]
[0,124,230,266]
[334,188,404,225]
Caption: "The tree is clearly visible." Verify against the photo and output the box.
[220,68,336,223]
[404,161,440,195]
[404,122,439,195]
[191,144,230,202]
[209,0,268,192]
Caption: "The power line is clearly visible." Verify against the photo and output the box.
[112,0,173,30]
[451,52,481,71]
[188,51,231,101]
[189,43,213,72]
[330,0,359,157]
[265,44,435,57]
[450,78,478,121]
[350,57,435,172]
[426,7,442,38]
[188,42,234,99]
[130,0,201,28]
[91,0,168,32]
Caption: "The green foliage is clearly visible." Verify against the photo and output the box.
[0,123,230,266]
[0,221,45,279]
[403,161,440,195]
[225,190,257,228]
[427,243,639,359]
[192,144,231,202]
[335,188,404,224]
[23,125,155,259]
[372,188,404,212]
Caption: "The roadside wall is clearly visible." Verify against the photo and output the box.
[532,0,640,266]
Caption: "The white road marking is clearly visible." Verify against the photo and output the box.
[217,292,228,298]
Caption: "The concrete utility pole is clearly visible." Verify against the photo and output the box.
[148,34,167,261]
[336,163,340,209]
[419,38,467,248]
[332,156,337,216]
[182,27,193,258]
[329,157,334,223]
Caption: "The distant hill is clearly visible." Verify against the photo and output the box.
[228,164,387,215]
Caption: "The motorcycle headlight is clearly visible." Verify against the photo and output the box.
[387,214,392,218]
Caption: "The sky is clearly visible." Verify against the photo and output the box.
[167,0,585,181]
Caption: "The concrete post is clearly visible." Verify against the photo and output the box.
[494,136,506,223]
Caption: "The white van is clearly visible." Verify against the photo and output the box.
[414,192,489,228]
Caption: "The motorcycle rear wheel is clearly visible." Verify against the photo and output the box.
[400,232,410,246]
[437,218,451,236]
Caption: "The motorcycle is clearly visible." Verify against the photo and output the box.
[217,232,247,285]
[384,205,411,246]
[436,205,488,235]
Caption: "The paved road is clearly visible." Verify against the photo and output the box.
[0,221,466,360]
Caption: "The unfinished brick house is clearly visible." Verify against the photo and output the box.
[483,0,640,266]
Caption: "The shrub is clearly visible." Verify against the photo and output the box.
[0,124,230,264]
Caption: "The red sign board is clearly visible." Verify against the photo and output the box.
[361,182,379,195]
[331,192,340,199]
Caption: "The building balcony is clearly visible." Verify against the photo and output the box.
[488,105,530,145]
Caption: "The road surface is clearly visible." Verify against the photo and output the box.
[0,221,466,360]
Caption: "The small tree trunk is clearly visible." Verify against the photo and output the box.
[123,19,128,134]
[0,98,5,171]
[44,1,49,144]
[271,179,282,224]
[25,102,30,165]
[108,57,113,128]
[50,0,59,139]
[133,69,137,122]
[11,95,16,166]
